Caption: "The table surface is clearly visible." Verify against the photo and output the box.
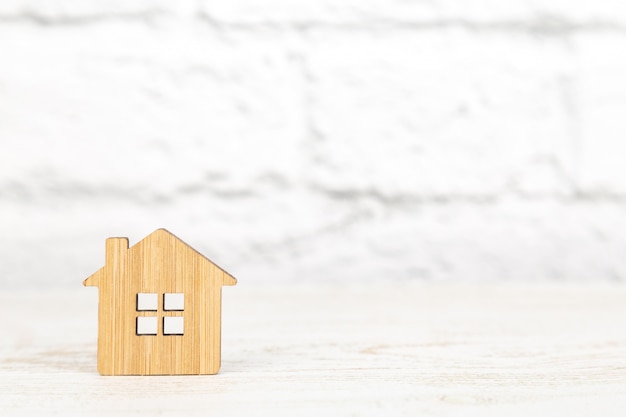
[1,283,625,416]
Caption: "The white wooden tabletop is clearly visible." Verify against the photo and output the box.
[1,283,625,416]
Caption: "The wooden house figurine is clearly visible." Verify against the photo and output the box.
[83,228,237,375]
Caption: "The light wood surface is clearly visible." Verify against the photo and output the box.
[83,229,236,375]
[1,283,625,416]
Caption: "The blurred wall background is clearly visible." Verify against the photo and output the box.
[1,1,626,288]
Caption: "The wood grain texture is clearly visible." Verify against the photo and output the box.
[1,283,625,416]
[83,229,236,375]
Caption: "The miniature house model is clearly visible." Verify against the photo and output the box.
[83,229,237,375]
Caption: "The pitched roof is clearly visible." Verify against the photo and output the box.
[83,228,237,287]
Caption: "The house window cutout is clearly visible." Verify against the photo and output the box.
[163,317,184,335]
[164,293,184,311]
[137,293,158,311]
[136,316,158,335]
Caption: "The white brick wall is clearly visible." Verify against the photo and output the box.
[1,1,626,287]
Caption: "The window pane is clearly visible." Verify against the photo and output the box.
[137,293,158,311]
[136,317,158,335]
[163,293,184,311]
[163,317,184,335]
